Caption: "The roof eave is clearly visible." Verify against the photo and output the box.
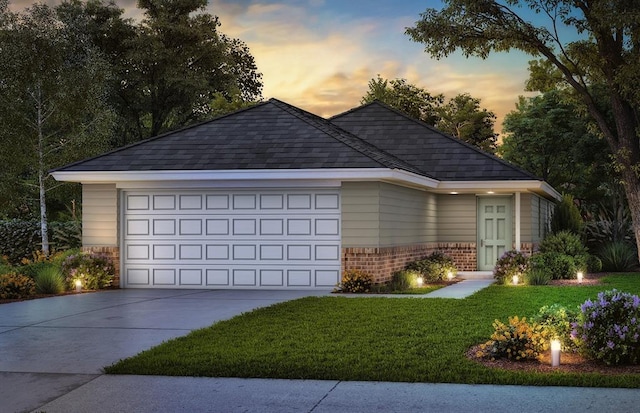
[51,168,440,189]
[436,180,561,201]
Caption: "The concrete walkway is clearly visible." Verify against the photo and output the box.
[424,278,494,298]
[3,284,639,413]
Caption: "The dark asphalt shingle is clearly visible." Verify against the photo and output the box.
[55,98,539,183]
[330,101,539,181]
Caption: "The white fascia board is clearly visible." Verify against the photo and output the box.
[437,180,561,200]
[51,168,440,190]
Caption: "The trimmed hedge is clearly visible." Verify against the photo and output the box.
[0,220,81,264]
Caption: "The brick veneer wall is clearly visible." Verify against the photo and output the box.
[342,243,477,284]
[82,246,120,288]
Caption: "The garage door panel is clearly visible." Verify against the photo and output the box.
[123,189,340,289]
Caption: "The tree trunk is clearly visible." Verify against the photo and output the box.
[621,168,640,263]
[36,84,49,256]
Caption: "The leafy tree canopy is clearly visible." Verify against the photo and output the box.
[407,0,640,260]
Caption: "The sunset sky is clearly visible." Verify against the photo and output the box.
[11,0,542,132]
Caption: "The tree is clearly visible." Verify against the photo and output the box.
[436,93,498,152]
[361,76,497,151]
[121,0,262,143]
[55,0,263,146]
[407,0,640,260]
[0,0,114,254]
[361,75,443,124]
[500,89,611,200]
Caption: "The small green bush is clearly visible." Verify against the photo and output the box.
[528,252,577,280]
[524,268,551,285]
[406,252,457,282]
[388,269,422,291]
[493,250,528,285]
[337,269,373,293]
[598,241,638,272]
[586,254,603,273]
[532,304,578,352]
[539,230,588,257]
[476,316,549,361]
[550,194,584,235]
[572,290,640,365]
[0,272,36,299]
[34,266,65,294]
[61,252,115,290]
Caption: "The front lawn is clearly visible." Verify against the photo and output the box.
[105,274,640,387]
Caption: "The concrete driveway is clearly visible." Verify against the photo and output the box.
[0,289,329,412]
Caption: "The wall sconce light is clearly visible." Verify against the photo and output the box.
[416,277,424,288]
[577,271,584,283]
[75,279,82,293]
[512,274,519,285]
[551,339,561,367]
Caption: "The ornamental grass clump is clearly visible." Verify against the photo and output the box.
[477,316,549,361]
[572,290,640,366]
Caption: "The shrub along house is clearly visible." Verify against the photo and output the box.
[52,99,560,289]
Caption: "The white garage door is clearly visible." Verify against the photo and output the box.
[122,189,341,289]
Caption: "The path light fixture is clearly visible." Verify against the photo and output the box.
[75,279,82,293]
[512,274,519,285]
[447,271,454,281]
[416,277,424,288]
[551,339,561,367]
[577,271,584,284]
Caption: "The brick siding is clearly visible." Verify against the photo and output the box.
[342,243,477,284]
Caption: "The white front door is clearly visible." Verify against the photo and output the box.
[478,196,512,271]
[122,189,341,289]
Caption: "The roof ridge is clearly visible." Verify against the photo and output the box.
[268,99,430,177]
[334,100,540,180]
[50,101,268,173]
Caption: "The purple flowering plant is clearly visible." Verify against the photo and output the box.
[493,250,528,284]
[61,252,115,291]
[571,289,640,365]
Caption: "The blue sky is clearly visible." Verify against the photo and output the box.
[11,0,545,131]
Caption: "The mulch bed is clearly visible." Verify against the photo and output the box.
[467,272,640,375]
[466,345,640,375]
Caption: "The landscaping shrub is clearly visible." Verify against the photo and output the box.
[586,254,603,273]
[493,250,528,284]
[528,252,577,280]
[572,290,640,365]
[550,194,584,235]
[598,241,638,272]
[61,252,115,290]
[34,265,66,294]
[337,269,373,293]
[585,200,635,250]
[0,272,36,299]
[524,267,551,285]
[0,220,82,264]
[532,304,578,352]
[476,316,549,361]
[388,269,422,291]
[539,230,588,257]
[406,252,456,282]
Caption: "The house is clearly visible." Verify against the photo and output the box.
[51,98,559,289]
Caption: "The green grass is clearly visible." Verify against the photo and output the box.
[105,273,640,387]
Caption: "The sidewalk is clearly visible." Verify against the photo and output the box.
[33,375,640,413]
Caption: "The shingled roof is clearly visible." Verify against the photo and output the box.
[55,98,423,174]
[55,98,538,183]
[330,101,538,181]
